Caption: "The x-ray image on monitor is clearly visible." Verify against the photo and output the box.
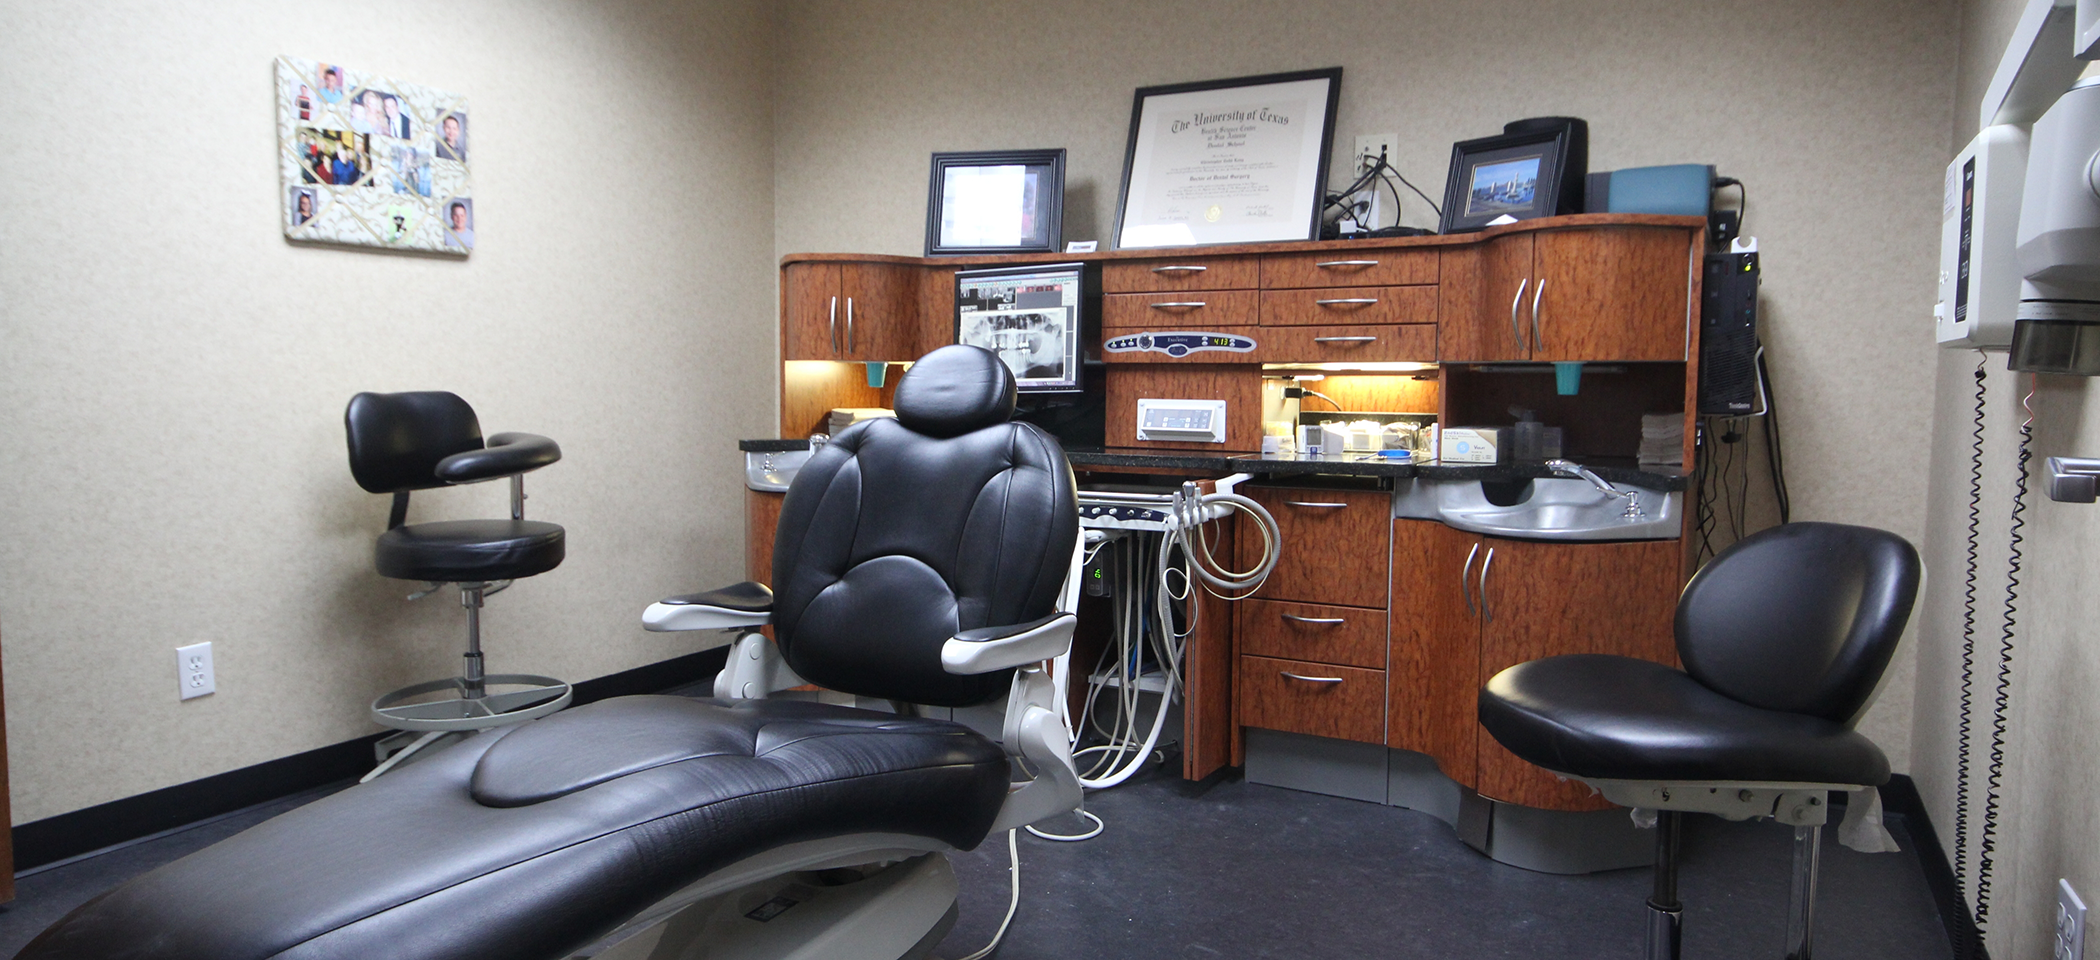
[954,263,1084,393]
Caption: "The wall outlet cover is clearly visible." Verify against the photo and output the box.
[177,641,215,700]
[1353,132,1398,174]
[2060,878,2087,960]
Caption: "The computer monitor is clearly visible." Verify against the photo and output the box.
[954,262,1086,393]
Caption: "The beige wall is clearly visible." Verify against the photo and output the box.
[0,0,778,823]
[1914,0,2100,956]
[773,0,1957,769]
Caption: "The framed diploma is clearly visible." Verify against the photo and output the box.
[1111,68,1342,250]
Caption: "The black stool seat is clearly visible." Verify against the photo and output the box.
[1480,654,1891,787]
[376,519,565,582]
[17,696,1011,960]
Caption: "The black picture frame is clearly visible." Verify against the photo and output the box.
[924,149,1065,256]
[1111,67,1343,250]
[1438,128,1570,234]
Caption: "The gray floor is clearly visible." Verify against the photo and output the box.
[0,765,1950,960]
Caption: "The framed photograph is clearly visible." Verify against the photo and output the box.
[1111,67,1342,250]
[1438,128,1570,234]
[925,149,1065,256]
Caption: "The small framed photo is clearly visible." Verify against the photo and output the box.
[1112,68,1343,249]
[924,149,1065,256]
[1439,128,1571,234]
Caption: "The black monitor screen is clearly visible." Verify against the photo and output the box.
[954,262,1084,393]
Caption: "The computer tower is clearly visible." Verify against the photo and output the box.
[1699,241,1761,415]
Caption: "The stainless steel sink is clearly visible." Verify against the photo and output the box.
[745,449,813,492]
[1395,478,1682,541]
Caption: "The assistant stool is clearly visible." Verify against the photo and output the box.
[345,391,572,779]
[1479,522,1920,960]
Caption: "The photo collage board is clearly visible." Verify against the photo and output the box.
[275,56,474,254]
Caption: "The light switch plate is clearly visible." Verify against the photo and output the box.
[2059,878,2087,960]
[177,641,215,700]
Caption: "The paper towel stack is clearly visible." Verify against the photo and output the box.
[1638,414,1685,467]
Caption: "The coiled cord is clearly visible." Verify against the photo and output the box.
[1953,358,1985,895]
[1975,374,2035,928]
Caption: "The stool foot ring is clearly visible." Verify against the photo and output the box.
[370,673,571,732]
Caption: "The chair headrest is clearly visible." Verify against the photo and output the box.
[893,345,1017,437]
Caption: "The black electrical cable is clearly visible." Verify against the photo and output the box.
[1715,176,1747,233]
[1952,358,1986,896]
[1757,350,1791,523]
[1975,375,2034,929]
[1379,157,1443,219]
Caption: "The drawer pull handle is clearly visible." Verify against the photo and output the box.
[1151,265,1208,274]
[1461,542,1480,617]
[1313,336,1378,343]
[1315,260,1379,268]
[1150,301,1208,309]
[1314,298,1380,306]
[1282,614,1347,624]
[1280,671,1345,684]
[1283,500,1348,508]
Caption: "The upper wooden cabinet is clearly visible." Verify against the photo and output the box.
[781,260,921,362]
[1439,225,1698,363]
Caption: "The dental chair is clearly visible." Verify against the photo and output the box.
[1477,522,1919,960]
[18,345,1084,960]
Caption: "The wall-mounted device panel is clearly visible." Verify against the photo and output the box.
[1136,398,1228,443]
[1938,125,2029,348]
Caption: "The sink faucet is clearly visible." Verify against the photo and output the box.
[1546,459,1646,521]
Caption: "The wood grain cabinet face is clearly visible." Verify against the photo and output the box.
[1472,535,1683,810]
[1104,257,1258,293]
[1260,250,1436,288]
[1238,598,1386,669]
[1259,286,1437,326]
[1437,233,1534,362]
[1239,654,1386,744]
[1531,228,1693,362]
[1387,520,1484,784]
[1103,290,1259,330]
[780,261,920,361]
[1239,486,1392,609]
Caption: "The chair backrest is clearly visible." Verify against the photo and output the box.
[1676,521,1920,724]
[770,346,1079,707]
[344,391,483,494]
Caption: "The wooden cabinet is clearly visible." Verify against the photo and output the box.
[1259,249,1436,288]
[1439,225,1696,363]
[1239,486,1392,609]
[1387,519,1681,810]
[1103,255,1258,293]
[1239,655,1385,744]
[1235,485,1391,745]
[1238,598,1386,669]
[781,260,920,361]
[1103,290,1258,329]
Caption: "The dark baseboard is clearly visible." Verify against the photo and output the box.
[12,646,730,873]
[1880,773,1988,960]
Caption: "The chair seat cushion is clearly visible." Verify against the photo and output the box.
[1479,654,1890,787]
[375,519,565,582]
[17,696,1011,960]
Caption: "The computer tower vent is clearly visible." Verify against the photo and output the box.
[1699,247,1760,415]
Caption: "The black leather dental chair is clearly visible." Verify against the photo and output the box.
[18,346,1084,960]
[343,391,572,778]
[1478,522,1920,960]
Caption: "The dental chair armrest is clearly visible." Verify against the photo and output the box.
[436,432,562,484]
[942,613,1076,675]
[643,582,774,631]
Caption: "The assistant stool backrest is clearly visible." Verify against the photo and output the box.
[770,346,1079,708]
[345,391,483,494]
[1675,521,1920,724]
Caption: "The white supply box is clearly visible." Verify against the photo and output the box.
[1439,426,1505,464]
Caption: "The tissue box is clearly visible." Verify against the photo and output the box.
[1439,426,1506,464]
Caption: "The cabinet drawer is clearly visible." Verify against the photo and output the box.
[1252,324,1435,363]
[1239,486,1391,608]
[1104,257,1258,293]
[1260,286,1437,326]
[1238,599,1386,669]
[1239,655,1385,744]
[1262,250,1437,288]
[1103,291,1258,329]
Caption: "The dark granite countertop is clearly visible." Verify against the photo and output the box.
[740,439,1690,492]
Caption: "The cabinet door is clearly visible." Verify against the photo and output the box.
[1387,520,1482,785]
[1475,535,1683,810]
[783,262,842,361]
[838,262,920,361]
[1436,233,1534,361]
[1531,227,1695,362]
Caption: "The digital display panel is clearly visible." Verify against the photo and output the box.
[955,263,1085,393]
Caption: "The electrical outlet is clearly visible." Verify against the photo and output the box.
[1353,132,1398,175]
[2060,879,2088,960]
[177,641,215,700]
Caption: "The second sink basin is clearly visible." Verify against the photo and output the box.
[1398,477,1683,541]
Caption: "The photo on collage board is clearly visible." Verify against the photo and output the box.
[435,112,468,163]
[297,127,373,187]
[443,197,475,250]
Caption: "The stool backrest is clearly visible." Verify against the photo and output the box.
[770,346,1079,708]
[1676,521,1920,724]
[345,391,484,494]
